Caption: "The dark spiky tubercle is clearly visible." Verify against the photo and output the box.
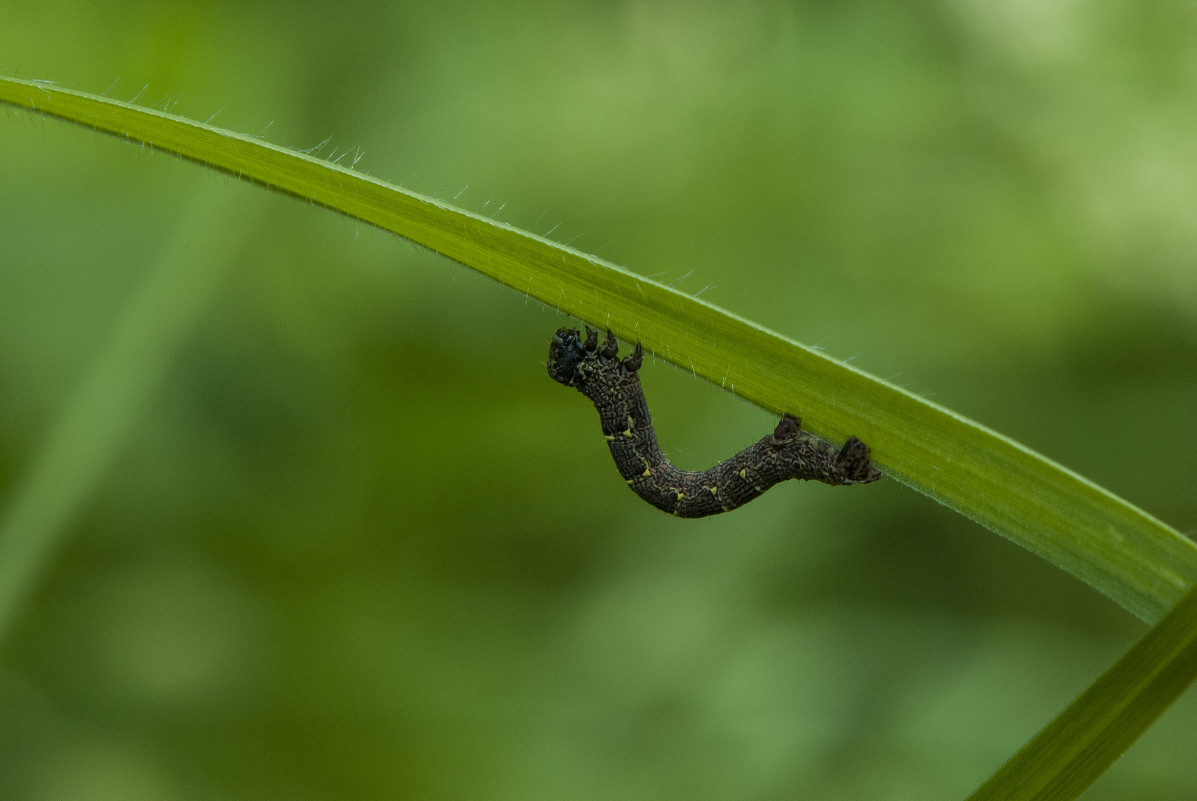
[547,326,882,518]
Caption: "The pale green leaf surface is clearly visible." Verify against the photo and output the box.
[2,75,1194,624]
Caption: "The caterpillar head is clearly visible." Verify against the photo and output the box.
[547,327,593,387]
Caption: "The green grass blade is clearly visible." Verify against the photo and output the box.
[968,582,1197,800]
[2,75,1194,623]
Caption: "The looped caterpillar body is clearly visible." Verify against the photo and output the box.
[547,326,882,518]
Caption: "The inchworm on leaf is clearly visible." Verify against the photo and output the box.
[547,326,882,518]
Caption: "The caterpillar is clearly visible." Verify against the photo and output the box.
[547,326,882,518]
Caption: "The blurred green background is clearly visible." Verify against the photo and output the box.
[2,1,1196,799]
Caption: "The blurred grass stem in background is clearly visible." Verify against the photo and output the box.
[0,184,244,643]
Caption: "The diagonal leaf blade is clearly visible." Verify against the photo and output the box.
[2,74,1194,623]
[968,582,1197,800]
